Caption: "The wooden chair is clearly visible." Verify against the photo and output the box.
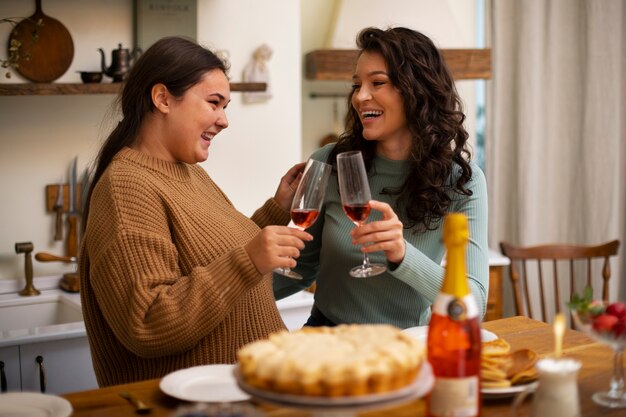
[499,240,620,327]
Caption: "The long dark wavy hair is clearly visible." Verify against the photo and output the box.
[82,36,228,233]
[329,27,473,231]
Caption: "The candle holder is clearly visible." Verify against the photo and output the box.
[531,358,581,417]
[513,357,582,417]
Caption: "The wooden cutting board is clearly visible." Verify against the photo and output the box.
[8,0,74,83]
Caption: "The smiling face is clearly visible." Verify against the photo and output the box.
[165,69,231,164]
[351,51,411,156]
[143,69,231,164]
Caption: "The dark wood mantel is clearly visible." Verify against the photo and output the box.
[305,49,491,81]
[0,82,267,96]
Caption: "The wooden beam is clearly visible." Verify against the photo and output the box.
[441,49,492,80]
[305,49,491,81]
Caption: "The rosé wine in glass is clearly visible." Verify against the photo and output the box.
[274,159,331,280]
[336,151,386,278]
[290,208,320,229]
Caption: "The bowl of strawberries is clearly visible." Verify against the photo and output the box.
[569,288,626,350]
[568,286,626,408]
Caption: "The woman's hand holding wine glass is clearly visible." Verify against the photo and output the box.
[351,200,406,265]
[274,162,307,211]
[337,151,387,278]
[245,226,312,275]
[274,159,331,280]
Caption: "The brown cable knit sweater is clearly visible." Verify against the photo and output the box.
[80,147,289,387]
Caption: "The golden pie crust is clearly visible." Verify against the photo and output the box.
[237,324,424,397]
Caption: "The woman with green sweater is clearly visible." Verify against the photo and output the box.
[274,27,489,328]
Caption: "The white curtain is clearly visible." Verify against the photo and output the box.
[487,0,626,313]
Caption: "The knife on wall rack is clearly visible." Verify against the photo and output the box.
[78,165,92,237]
[54,181,63,241]
[66,156,79,258]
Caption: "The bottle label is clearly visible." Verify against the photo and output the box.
[429,375,479,417]
[432,293,478,320]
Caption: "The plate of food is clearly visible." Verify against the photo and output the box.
[160,364,250,403]
[234,362,433,408]
[234,324,432,411]
[481,381,539,399]
[480,338,539,399]
[402,325,498,343]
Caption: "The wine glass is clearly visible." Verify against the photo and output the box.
[336,151,387,278]
[274,158,331,280]
[572,302,626,408]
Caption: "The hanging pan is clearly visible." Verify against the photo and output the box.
[8,0,74,82]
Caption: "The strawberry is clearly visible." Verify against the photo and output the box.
[588,300,605,316]
[613,317,626,337]
[592,314,618,333]
[606,302,626,319]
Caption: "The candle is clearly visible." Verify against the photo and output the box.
[554,313,566,358]
[531,358,582,417]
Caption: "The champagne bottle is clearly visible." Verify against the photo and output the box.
[427,213,481,417]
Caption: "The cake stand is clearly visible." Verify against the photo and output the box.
[234,363,433,417]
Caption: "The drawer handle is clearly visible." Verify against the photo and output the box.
[36,355,46,393]
[0,361,6,392]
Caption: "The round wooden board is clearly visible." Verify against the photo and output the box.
[8,1,74,83]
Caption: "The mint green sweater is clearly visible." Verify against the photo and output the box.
[273,144,489,327]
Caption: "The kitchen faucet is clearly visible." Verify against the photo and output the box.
[15,241,40,296]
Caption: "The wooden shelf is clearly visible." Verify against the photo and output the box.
[0,82,267,96]
[305,49,491,81]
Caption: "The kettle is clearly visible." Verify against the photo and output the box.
[98,44,138,82]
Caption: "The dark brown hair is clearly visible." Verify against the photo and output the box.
[82,36,228,232]
[329,26,473,231]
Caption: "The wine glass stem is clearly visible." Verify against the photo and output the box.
[361,252,371,269]
[354,222,372,270]
[609,349,625,398]
[283,225,303,274]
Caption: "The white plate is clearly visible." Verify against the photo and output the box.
[0,392,72,417]
[234,362,434,410]
[402,326,498,343]
[481,381,539,399]
[160,364,250,403]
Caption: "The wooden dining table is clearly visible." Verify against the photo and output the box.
[62,316,623,417]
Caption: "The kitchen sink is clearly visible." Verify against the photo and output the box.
[0,292,83,334]
[0,286,312,346]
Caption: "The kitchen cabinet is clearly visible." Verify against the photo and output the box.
[485,265,504,321]
[0,337,97,394]
[483,250,510,322]
[0,345,20,392]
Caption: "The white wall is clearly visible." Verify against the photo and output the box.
[0,0,301,282]
[195,1,301,215]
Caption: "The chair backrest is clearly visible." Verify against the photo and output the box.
[499,240,620,327]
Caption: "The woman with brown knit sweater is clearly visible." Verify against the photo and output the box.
[79,36,311,387]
